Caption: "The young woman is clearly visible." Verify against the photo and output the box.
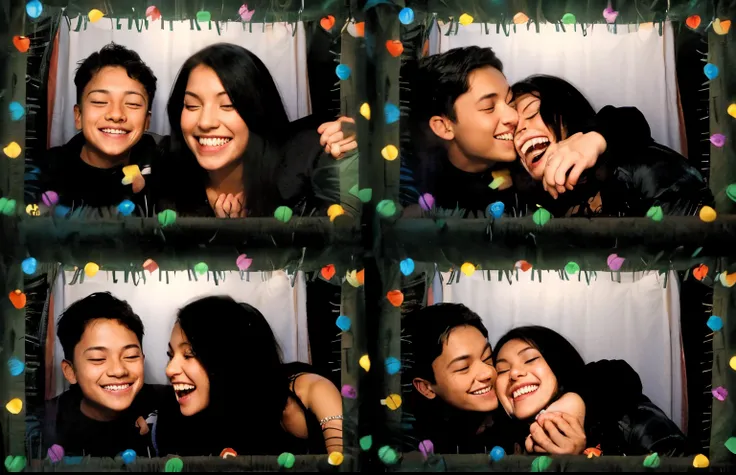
[154,296,343,456]
[493,326,694,456]
[511,75,713,217]
[156,43,347,218]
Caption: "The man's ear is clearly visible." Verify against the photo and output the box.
[144,111,151,131]
[73,105,82,131]
[61,359,78,385]
[413,377,437,400]
[428,115,455,141]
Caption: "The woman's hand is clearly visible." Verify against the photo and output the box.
[213,192,245,218]
[541,132,607,199]
[318,117,357,159]
[525,412,587,455]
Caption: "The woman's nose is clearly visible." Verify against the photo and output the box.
[197,105,219,130]
[510,367,526,379]
[165,358,180,379]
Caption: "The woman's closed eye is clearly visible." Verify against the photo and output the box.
[183,103,200,111]
[525,111,539,120]
[525,357,539,364]
[166,351,173,360]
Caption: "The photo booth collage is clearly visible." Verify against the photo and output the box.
[1,0,735,472]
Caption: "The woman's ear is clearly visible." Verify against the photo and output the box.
[428,116,455,141]
[61,359,78,385]
[412,378,437,400]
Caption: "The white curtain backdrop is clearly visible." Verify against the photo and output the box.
[50,17,310,146]
[51,270,310,396]
[430,21,686,430]
[435,21,682,152]
[439,270,684,430]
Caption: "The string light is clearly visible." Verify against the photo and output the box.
[88,9,105,22]
[513,12,529,24]
[458,13,473,25]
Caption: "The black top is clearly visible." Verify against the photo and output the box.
[154,362,326,457]
[155,116,330,218]
[404,359,693,456]
[521,106,714,218]
[579,360,695,456]
[403,106,712,218]
[34,132,161,217]
[42,384,166,458]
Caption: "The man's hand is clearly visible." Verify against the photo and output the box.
[318,116,357,159]
[542,132,607,199]
[525,412,586,455]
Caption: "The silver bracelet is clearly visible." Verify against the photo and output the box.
[319,415,343,426]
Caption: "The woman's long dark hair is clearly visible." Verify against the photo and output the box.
[156,296,290,456]
[492,325,586,420]
[511,75,597,142]
[165,43,290,216]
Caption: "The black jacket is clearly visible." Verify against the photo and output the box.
[154,114,331,218]
[518,106,714,218]
[404,106,712,218]
[405,359,692,456]
[33,133,161,217]
[580,360,695,456]
[42,384,167,458]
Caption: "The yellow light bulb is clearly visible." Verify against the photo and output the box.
[3,142,21,158]
[381,145,398,161]
[6,398,22,414]
[360,103,371,120]
[359,355,371,372]
[461,262,476,276]
[458,13,473,25]
[84,262,100,277]
[88,9,105,22]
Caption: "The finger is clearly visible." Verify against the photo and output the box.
[338,141,358,154]
[529,421,556,453]
[543,154,560,190]
[336,135,356,147]
[554,412,586,438]
[542,419,572,452]
[330,143,342,157]
[214,194,226,218]
[338,116,356,124]
[319,123,341,145]
[325,131,345,145]
[525,435,534,453]
[566,161,586,189]
[553,154,578,187]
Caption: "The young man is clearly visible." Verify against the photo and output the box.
[43,292,163,457]
[405,46,607,216]
[402,303,661,456]
[37,43,159,216]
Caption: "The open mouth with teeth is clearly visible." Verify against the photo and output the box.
[100,128,130,137]
[196,136,232,150]
[470,386,494,396]
[101,383,133,393]
[173,383,197,401]
[511,384,539,401]
[520,137,550,166]
[494,132,514,142]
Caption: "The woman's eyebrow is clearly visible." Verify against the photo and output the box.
[522,99,539,113]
